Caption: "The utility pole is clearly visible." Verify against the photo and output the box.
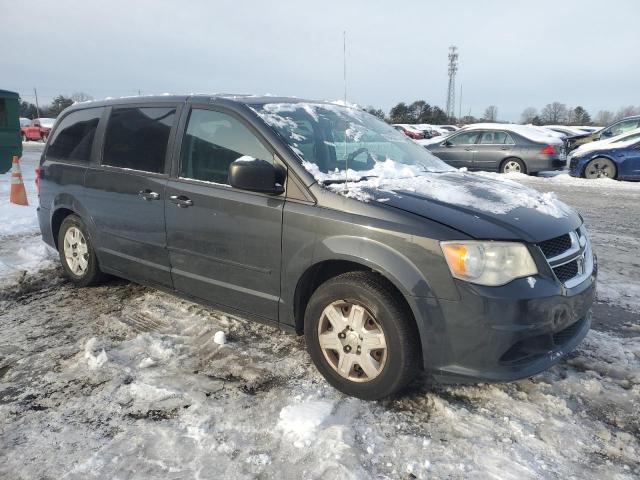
[445,46,458,122]
[33,87,41,118]
[458,83,462,123]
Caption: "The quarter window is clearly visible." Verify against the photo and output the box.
[103,107,176,173]
[448,131,480,145]
[180,109,273,185]
[47,108,104,162]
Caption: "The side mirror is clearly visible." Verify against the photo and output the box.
[601,130,612,138]
[444,140,453,147]
[228,158,285,195]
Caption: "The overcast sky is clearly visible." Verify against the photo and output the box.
[2,0,639,121]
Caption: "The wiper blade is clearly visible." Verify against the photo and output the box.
[321,175,377,186]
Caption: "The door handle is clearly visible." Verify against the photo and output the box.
[138,189,160,201]
[464,148,473,151]
[169,195,193,208]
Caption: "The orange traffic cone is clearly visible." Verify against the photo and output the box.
[10,156,28,206]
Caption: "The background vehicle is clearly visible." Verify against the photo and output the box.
[392,123,425,139]
[0,89,22,173]
[19,117,31,128]
[438,125,459,133]
[425,123,565,174]
[569,137,640,180]
[21,117,56,142]
[569,127,640,158]
[542,125,587,137]
[37,95,595,400]
[567,116,640,151]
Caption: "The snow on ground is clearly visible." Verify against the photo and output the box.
[0,145,638,479]
[0,144,56,287]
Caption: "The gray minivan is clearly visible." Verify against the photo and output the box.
[37,95,596,399]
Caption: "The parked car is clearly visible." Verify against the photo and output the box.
[38,95,596,399]
[569,127,640,158]
[569,135,640,180]
[542,125,587,137]
[21,117,56,142]
[567,116,640,151]
[392,124,425,140]
[438,125,459,133]
[20,117,31,128]
[425,124,566,174]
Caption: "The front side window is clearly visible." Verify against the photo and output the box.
[47,108,103,162]
[449,131,480,145]
[479,131,515,145]
[103,107,176,173]
[180,109,273,185]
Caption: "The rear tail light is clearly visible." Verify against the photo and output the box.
[540,145,556,155]
[35,167,42,195]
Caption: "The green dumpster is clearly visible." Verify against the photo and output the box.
[0,89,22,173]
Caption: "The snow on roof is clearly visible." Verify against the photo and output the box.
[463,123,563,144]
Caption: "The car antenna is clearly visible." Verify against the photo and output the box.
[343,30,349,191]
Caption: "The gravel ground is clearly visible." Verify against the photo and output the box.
[0,145,638,479]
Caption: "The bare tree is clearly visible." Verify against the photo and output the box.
[520,107,538,124]
[613,105,640,121]
[483,105,498,122]
[540,102,568,124]
[71,92,94,103]
[594,110,614,126]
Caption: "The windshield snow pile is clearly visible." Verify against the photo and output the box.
[254,102,569,218]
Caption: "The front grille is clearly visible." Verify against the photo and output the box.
[553,260,579,283]
[538,234,572,258]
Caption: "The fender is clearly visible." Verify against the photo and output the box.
[50,193,102,253]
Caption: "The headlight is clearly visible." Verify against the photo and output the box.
[440,241,537,286]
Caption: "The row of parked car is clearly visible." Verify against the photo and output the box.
[392,116,640,181]
[20,117,55,141]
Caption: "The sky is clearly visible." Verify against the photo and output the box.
[1,0,639,122]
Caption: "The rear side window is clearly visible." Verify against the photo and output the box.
[103,107,176,173]
[479,131,515,145]
[180,109,273,185]
[47,108,104,162]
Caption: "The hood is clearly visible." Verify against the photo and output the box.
[362,172,582,243]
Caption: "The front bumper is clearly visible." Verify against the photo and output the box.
[413,268,596,384]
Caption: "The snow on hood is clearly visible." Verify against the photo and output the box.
[305,159,571,219]
[463,123,563,145]
[571,127,640,156]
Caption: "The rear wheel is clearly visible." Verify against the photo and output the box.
[58,214,106,286]
[583,157,617,179]
[500,158,526,174]
[304,271,420,400]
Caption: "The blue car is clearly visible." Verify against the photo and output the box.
[569,138,640,180]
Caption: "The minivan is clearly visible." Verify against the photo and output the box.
[37,95,597,400]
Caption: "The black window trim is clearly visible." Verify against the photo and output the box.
[42,106,106,166]
[97,102,182,178]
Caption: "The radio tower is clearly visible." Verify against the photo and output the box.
[445,46,458,121]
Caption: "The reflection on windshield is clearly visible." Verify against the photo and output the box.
[252,103,453,178]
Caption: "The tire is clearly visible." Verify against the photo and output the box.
[583,157,617,179]
[304,271,421,400]
[57,214,106,286]
[500,158,526,174]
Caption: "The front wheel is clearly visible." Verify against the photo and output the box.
[304,271,420,400]
[500,158,526,174]
[583,157,617,179]
[58,214,106,286]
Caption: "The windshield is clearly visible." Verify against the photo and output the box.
[252,102,453,179]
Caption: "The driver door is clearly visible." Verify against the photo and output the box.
[165,106,285,321]
[433,131,479,168]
